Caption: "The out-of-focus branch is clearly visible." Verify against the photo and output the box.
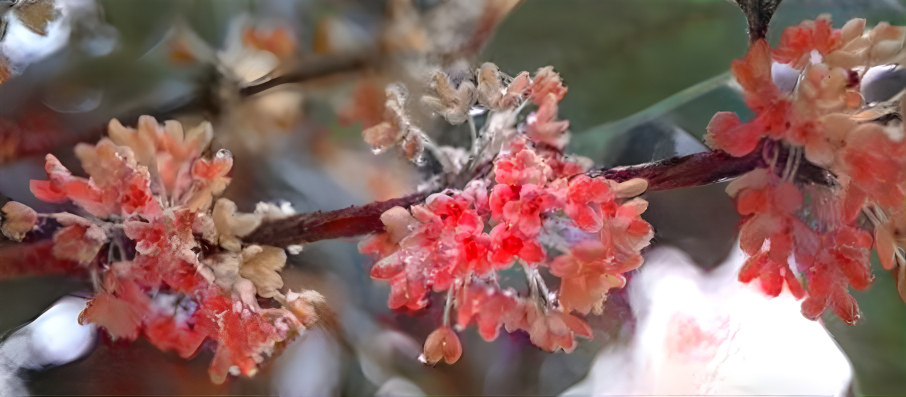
[0,240,80,280]
[0,52,377,165]
[246,140,836,248]
[238,52,374,97]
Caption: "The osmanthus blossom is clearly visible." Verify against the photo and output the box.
[359,65,654,363]
[8,7,906,387]
[6,116,325,384]
[705,16,906,323]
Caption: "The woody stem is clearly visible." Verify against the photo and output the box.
[243,140,834,248]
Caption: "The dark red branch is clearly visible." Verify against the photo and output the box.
[0,240,81,280]
[588,149,763,191]
[244,192,430,248]
[588,140,834,190]
[246,141,835,248]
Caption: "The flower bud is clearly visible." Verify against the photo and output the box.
[1,201,37,241]
[614,178,649,199]
[420,326,462,365]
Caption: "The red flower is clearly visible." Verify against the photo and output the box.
[31,140,161,219]
[733,40,780,111]
[51,223,107,265]
[366,194,496,309]
[704,40,793,157]
[79,287,146,341]
[564,175,616,233]
[503,300,592,353]
[494,142,553,186]
[796,225,873,324]
[489,223,545,265]
[500,184,557,237]
[728,170,810,299]
[603,199,654,271]
[840,123,906,208]
[739,249,805,299]
[774,17,843,67]
[423,194,483,239]
[455,285,518,341]
[457,233,494,275]
[388,272,431,311]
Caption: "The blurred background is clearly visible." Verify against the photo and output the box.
[1,0,905,395]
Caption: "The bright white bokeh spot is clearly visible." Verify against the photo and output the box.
[28,296,96,367]
[564,244,853,396]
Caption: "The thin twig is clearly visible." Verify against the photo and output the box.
[238,52,374,97]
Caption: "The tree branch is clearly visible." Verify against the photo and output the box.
[245,141,835,248]
[589,139,834,190]
[0,240,81,281]
[730,0,784,43]
[244,191,430,248]
[238,52,374,97]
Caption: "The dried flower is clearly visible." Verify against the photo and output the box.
[1,201,37,241]
[422,70,477,125]
[238,245,287,299]
[477,63,529,110]
[363,84,427,163]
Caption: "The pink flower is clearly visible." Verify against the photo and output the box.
[494,143,553,186]
[840,123,906,209]
[31,140,162,219]
[528,66,567,105]
[550,240,629,315]
[500,184,557,236]
[455,285,518,341]
[564,175,616,233]
[503,300,592,353]
[489,223,545,265]
[423,194,483,239]
[526,93,570,148]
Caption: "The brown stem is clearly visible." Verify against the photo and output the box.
[730,0,784,43]
[245,141,835,248]
[244,192,430,248]
[1,52,375,165]
[238,52,374,97]
[589,139,834,190]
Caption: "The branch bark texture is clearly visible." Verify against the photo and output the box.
[246,141,835,248]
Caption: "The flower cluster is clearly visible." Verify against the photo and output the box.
[359,65,653,362]
[11,116,323,383]
[706,16,906,323]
